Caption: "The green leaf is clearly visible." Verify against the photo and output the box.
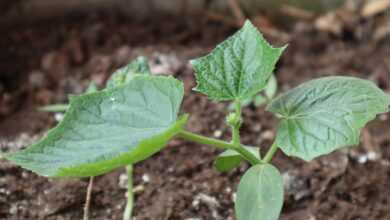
[106,56,151,89]
[214,146,260,172]
[235,164,283,220]
[191,20,286,101]
[7,75,186,177]
[267,76,390,161]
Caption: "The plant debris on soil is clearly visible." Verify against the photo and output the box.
[1,14,390,220]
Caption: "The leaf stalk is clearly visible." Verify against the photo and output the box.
[263,141,279,163]
[177,130,236,150]
[177,130,261,165]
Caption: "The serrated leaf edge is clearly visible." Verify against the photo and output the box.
[190,20,286,101]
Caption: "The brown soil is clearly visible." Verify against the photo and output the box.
[1,15,390,220]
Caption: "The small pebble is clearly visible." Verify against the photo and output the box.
[118,173,128,189]
[261,130,274,140]
[213,130,222,138]
[358,151,379,164]
[225,187,232,194]
[29,71,46,88]
[358,155,368,164]
[379,114,388,121]
[9,204,18,214]
[142,174,150,183]
[367,151,378,161]
[232,192,237,202]
[253,124,261,132]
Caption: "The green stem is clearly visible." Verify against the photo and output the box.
[235,144,262,165]
[229,100,260,165]
[231,100,242,145]
[232,126,240,146]
[177,130,261,165]
[38,104,69,112]
[234,99,242,116]
[263,141,279,163]
[177,130,236,150]
[123,165,134,220]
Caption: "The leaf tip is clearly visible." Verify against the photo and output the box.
[243,19,255,29]
[278,44,288,53]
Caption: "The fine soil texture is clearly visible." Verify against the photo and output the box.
[1,15,390,220]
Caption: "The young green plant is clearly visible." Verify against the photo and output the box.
[4,21,390,220]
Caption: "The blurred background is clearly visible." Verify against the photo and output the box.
[1,0,390,219]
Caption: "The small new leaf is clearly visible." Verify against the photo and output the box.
[214,146,260,172]
[106,56,151,89]
[267,76,390,161]
[264,74,277,100]
[191,20,285,101]
[7,75,186,177]
[235,164,283,220]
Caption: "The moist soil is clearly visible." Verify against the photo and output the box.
[1,15,390,220]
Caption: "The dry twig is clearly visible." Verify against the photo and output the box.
[205,11,240,27]
[280,4,315,20]
[83,177,94,220]
[227,0,246,25]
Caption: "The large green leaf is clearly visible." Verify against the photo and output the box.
[267,76,390,161]
[6,75,186,177]
[106,56,151,89]
[191,20,286,101]
[214,147,260,172]
[235,164,283,220]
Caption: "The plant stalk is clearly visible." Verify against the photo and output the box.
[231,100,242,145]
[229,100,260,165]
[177,130,261,165]
[123,165,134,220]
[263,141,279,163]
[38,104,69,112]
[234,144,262,165]
[177,130,236,150]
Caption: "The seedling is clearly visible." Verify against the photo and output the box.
[4,21,390,220]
